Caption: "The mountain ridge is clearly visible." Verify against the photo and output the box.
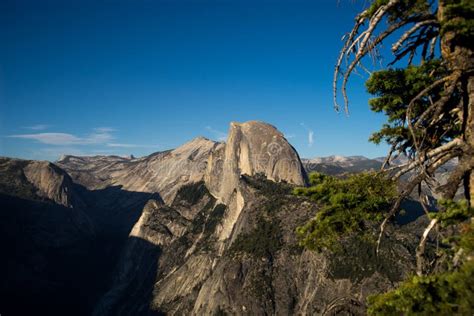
[0,121,426,315]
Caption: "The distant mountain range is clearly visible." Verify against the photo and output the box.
[302,155,383,175]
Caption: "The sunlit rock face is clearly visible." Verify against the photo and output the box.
[205,120,307,204]
[203,121,307,245]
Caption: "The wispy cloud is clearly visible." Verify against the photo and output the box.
[23,124,49,131]
[94,127,116,133]
[86,128,115,144]
[284,133,295,139]
[8,127,115,145]
[308,130,314,147]
[107,143,159,148]
[90,149,120,154]
[300,123,314,147]
[9,133,83,145]
[205,126,227,141]
[8,127,162,160]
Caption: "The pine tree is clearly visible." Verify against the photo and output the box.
[330,1,474,312]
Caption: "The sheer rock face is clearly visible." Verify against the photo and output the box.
[205,121,307,204]
[22,161,77,207]
[204,121,307,244]
[91,119,311,315]
[0,158,80,208]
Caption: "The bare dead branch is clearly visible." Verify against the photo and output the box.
[428,73,462,127]
[346,31,367,56]
[416,218,438,276]
[336,0,401,114]
[419,191,432,216]
[389,29,438,66]
[392,20,438,53]
[406,76,452,154]
[381,144,396,170]
[377,174,426,254]
[438,155,474,199]
[414,74,460,129]
[416,153,473,276]
[428,36,437,60]
[376,151,459,254]
[333,11,368,112]
[390,138,463,179]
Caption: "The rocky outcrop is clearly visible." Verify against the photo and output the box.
[22,161,77,207]
[0,157,93,232]
[0,157,152,316]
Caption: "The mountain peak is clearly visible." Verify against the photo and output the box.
[205,120,307,204]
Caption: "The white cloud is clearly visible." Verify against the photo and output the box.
[9,133,83,145]
[6,127,163,160]
[89,149,121,155]
[205,126,227,141]
[94,127,116,133]
[8,127,115,145]
[107,143,159,148]
[23,124,49,131]
[86,130,114,144]
[308,130,314,147]
[300,122,314,147]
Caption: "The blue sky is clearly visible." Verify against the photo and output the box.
[0,0,392,161]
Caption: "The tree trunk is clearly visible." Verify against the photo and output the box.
[466,76,474,206]
[439,1,474,206]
